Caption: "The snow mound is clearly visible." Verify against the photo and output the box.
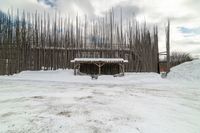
[0,69,167,85]
[167,59,200,82]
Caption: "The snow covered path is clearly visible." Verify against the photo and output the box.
[0,74,200,133]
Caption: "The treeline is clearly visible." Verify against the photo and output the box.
[169,52,193,67]
[0,9,159,75]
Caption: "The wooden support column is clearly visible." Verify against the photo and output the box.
[78,63,80,74]
[119,62,125,75]
[74,62,81,75]
[98,65,101,75]
[6,59,8,75]
[74,62,76,75]
[119,63,122,74]
[94,62,105,75]
[122,63,125,75]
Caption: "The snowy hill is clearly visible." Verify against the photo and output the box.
[167,59,200,82]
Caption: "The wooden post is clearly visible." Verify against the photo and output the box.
[6,59,8,75]
[74,62,76,75]
[119,63,121,74]
[166,20,170,73]
[122,63,125,75]
[98,65,101,75]
[78,63,80,74]
[118,63,125,75]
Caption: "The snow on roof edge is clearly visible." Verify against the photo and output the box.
[71,58,128,63]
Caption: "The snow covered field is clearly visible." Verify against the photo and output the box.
[0,60,200,133]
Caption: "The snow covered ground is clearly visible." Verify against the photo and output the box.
[0,60,200,133]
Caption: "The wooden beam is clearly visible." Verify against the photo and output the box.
[74,62,76,75]
[98,65,101,75]
[93,62,105,75]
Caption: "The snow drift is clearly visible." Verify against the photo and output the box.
[0,69,166,85]
[167,59,200,82]
[1,59,200,84]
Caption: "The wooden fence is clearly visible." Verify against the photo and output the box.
[0,10,162,75]
[0,46,159,75]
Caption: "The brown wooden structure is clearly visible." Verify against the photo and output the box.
[71,58,128,75]
[0,10,170,75]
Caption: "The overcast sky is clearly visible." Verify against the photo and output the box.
[0,0,200,57]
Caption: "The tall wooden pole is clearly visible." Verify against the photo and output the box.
[166,20,170,73]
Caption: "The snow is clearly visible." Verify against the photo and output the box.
[0,60,200,133]
[167,59,200,83]
[0,70,167,85]
[71,58,128,63]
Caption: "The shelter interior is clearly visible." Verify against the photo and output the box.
[71,58,128,75]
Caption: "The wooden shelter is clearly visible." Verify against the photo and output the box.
[71,58,128,75]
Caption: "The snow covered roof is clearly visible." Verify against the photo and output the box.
[71,58,128,63]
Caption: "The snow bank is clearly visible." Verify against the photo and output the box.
[167,59,200,82]
[1,60,200,85]
[0,69,167,85]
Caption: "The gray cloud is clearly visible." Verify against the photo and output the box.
[37,0,95,17]
[37,0,57,8]
[73,0,95,16]
[111,2,141,17]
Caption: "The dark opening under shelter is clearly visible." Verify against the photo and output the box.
[71,58,128,75]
